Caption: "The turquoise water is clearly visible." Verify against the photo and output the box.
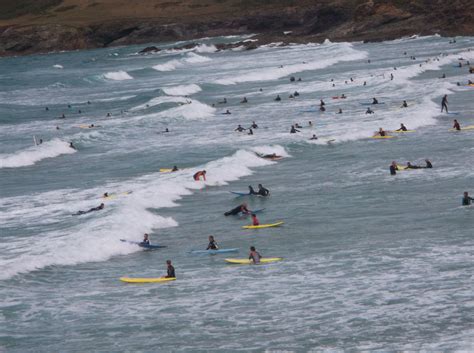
[1,35,473,352]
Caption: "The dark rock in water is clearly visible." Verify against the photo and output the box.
[139,46,160,54]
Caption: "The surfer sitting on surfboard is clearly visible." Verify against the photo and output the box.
[248,246,262,264]
[375,128,387,137]
[193,170,206,181]
[453,119,461,131]
[206,236,219,250]
[142,234,150,245]
[224,203,249,216]
[163,260,175,278]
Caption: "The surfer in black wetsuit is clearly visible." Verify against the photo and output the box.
[390,161,398,175]
[257,184,269,196]
[206,235,219,250]
[290,125,300,133]
[165,260,175,278]
[294,91,300,97]
[222,110,231,115]
[219,98,227,104]
[172,166,179,172]
[396,123,408,131]
[275,95,281,101]
[240,97,248,104]
[224,203,249,216]
[376,128,386,137]
[372,98,379,104]
[142,234,150,245]
[320,99,325,107]
[74,203,105,215]
[248,128,254,135]
[310,134,318,140]
[251,121,258,129]
[401,100,408,108]
[406,162,421,169]
[453,119,461,131]
[366,107,374,114]
[462,192,474,206]
[424,159,433,168]
[441,95,448,113]
[337,108,343,114]
[235,125,246,132]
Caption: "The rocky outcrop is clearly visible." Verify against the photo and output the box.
[0,0,473,57]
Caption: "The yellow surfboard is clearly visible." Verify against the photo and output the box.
[120,277,176,283]
[391,130,415,133]
[371,135,395,139]
[225,258,282,264]
[159,168,173,173]
[449,125,474,131]
[242,221,284,229]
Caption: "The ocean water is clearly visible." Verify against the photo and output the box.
[1,35,473,352]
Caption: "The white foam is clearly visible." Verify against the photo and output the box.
[103,70,133,80]
[153,59,183,72]
[184,52,212,63]
[0,139,76,169]
[162,84,202,96]
[53,64,63,69]
[195,44,217,53]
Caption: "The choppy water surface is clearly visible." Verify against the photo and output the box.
[1,35,473,352]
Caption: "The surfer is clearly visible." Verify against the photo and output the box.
[308,121,313,127]
[453,119,461,131]
[275,95,281,101]
[376,128,387,137]
[366,107,374,114]
[290,125,300,134]
[251,214,260,226]
[310,134,318,140]
[224,203,250,216]
[240,97,248,104]
[206,235,219,250]
[424,159,433,168]
[462,192,474,206]
[320,106,326,112]
[257,184,270,197]
[69,142,76,150]
[142,234,150,245]
[401,100,408,108]
[372,98,379,104]
[248,128,254,135]
[172,166,179,172]
[396,123,408,132]
[250,121,258,129]
[320,99,325,107]
[390,161,398,175]
[441,95,448,113]
[248,246,262,264]
[218,98,227,104]
[235,125,246,132]
[341,94,346,99]
[257,153,281,160]
[222,110,231,115]
[164,260,175,278]
[294,91,300,97]
[289,95,294,99]
[74,203,105,215]
[337,108,343,114]
[406,162,422,169]
[193,170,206,181]
[295,123,303,129]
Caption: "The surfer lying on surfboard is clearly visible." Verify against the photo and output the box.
[73,203,104,215]
[224,203,250,216]
[256,153,282,160]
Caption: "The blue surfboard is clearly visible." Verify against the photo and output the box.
[230,191,250,196]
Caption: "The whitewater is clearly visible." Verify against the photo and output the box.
[0,34,473,352]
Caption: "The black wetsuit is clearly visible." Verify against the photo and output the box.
[290,127,300,133]
[166,265,176,278]
[462,196,473,206]
[407,164,421,169]
[206,241,218,250]
[225,205,247,216]
[390,165,397,175]
[141,240,150,245]
[258,186,269,196]
[249,186,258,195]
[425,161,433,168]
[441,97,448,112]
[75,205,104,215]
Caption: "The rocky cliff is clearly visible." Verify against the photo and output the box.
[0,0,473,57]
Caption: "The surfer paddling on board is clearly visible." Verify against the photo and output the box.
[375,128,388,137]
[257,184,270,196]
[462,192,474,206]
[193,170,206,181]
[224,203,250,216]
[206,235,219,250]
[74,203,104,215]
[249,246,262,264]
[396,123,408,131]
